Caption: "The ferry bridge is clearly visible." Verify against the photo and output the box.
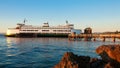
[68,33,120,42]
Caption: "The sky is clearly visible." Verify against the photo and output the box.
[0,0,120,33]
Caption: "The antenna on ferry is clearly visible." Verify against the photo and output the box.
[66,20,68,24]
[23,18,27,24]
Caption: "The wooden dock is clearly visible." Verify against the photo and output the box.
[68,33,120,42]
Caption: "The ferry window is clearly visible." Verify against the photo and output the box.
[42,30,49,31]
[53,30,56,32]
[64,30,67,32]
[27,30,33,31]
[57,30,63,32]
[35,30,38,31]
[22,30,26,31]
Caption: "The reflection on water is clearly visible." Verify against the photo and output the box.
[0,36,119,68]
[6,37,12,48]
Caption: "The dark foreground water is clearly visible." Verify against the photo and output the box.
[0,34,120,68]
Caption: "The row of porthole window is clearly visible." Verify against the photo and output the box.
[20,30,38,31]
[20,30,71,32]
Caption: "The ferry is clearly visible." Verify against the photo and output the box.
[5,20,81,37]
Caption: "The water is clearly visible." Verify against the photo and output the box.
[0,34,120,68]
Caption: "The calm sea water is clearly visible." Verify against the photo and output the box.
[0,34,120,68]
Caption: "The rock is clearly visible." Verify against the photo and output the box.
[90,58,105,68]
[54,45,120,68]
[96,44,120,67]
[104,63,114,68]
[54,52,90,68]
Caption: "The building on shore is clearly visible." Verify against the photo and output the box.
[84,27,92,34]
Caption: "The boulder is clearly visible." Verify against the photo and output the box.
[54,45,120,68]
[96,44,120,67]
[54,52,90,68]
[90,58,105,68]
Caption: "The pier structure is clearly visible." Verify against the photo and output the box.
[68,33,120,42]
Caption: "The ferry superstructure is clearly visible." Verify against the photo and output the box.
[6,21,81,37]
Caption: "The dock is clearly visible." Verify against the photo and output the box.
[68,33,120,42]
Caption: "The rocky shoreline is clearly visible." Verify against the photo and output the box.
[54,44,120,68]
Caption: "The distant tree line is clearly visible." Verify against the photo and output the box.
[102,30,120,34]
